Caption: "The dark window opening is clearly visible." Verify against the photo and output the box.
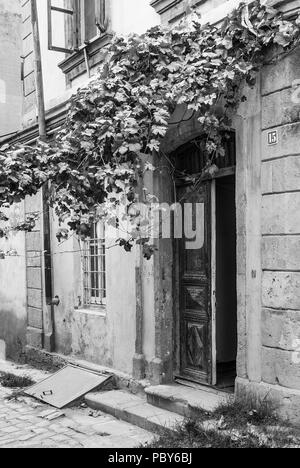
[172,133,236,177]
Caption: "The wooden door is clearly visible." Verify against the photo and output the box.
[178,181,216,385]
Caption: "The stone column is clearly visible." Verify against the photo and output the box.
[132,246,146,380]
[25,192,44,349]
[150,155,174,385]
[234,74,263,384]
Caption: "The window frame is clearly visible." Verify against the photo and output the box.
[48,0,77,54]
[80,0,108,45]
[81,222,107,310]
[47,0,108,54]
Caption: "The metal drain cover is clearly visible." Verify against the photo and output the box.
[25,365,111,409]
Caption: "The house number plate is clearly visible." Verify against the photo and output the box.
[267,130,278,146]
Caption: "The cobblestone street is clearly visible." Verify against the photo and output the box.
[0,385,154,448]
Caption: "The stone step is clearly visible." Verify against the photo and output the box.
[85,390,185,434]
[145,383,232,418]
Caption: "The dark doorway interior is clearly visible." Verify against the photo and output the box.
[216,175,237,391]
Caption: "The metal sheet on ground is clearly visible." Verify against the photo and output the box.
[25,366,111,409]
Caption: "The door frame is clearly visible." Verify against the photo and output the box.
[173,167,236,387]
[175,179,213,385]
[211,179,217,386]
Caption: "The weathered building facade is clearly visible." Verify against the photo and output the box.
[0,0,24,360]
[1,0,300,424]
[0,0,22,136]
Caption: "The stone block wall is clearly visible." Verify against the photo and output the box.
[25,192,44,349]
[261,46,300,394]
[21,0,37,124]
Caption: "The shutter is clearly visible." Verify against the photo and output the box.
[47,0,78,53]
[95,0,108,34]
[83,0,108,43]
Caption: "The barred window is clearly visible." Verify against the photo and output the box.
[82,223,106,307]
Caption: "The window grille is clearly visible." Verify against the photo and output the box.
[82,222,106,307]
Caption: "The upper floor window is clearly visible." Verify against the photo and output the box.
[48,0,109,54]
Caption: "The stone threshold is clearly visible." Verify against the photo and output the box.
[84,383,232,434]
[145,383,232,417]
[85,390,185,434]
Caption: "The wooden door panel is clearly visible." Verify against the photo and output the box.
[184,247,206,273]
[186,322,207,370]
[182,319,209,381]
[179,182,212,384]
[185,285,207,312]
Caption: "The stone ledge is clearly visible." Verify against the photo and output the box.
[58,33,112,82]
[85,390,184,434]
[145,383,231,417]
[151,0,183,15]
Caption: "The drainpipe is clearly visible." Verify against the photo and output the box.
[30,0,55,351]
